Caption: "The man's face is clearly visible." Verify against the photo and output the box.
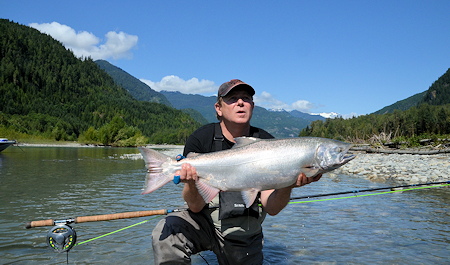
[215,88,255,124]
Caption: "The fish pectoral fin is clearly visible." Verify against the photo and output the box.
[241,189,260,208]
[196,179,220,204]
[301,166,321,178]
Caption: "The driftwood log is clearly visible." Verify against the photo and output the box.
[350,146,450,155]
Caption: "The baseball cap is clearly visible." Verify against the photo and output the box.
[217,79,255,98]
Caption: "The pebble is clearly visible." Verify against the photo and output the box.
[335,153,450,184]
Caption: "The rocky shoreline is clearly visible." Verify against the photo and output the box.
[335,152,450,184]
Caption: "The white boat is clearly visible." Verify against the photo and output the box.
[0,138,16,152]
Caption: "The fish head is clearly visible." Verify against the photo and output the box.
[313,140,356,174]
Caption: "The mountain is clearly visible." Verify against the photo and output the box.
[91,61,324,137]
[90,60,328,137]
[373,68,450,114]
[159,91,218,122]
[373,92,427,115]
[161,91,315,138]
[94,61,208,125]
[0,19,199,144]
[252,108,311,138]
[290,110,326,121]
[420,68,450,106]
[95,59,172,106]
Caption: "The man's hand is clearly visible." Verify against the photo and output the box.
[175,163,198,183]
[291,173,322,188]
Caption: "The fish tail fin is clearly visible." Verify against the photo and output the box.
[138,147,174,194]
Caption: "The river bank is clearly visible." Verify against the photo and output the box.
[336,152,450,184]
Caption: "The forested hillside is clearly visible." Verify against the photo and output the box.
[301,68,450,147]
[0,19,200,145]
[374,68,450,114]
[95,59,172,106]
[373,92,426,114]
[421,68,450,105]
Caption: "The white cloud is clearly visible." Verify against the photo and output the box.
[140,75,216,94]
[291,100,314,112]
[29,22,138,60]
[254,91,315,113]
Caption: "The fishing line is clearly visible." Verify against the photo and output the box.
[288,183,449,204]
[289,181,450,201]
[75,215,162,246]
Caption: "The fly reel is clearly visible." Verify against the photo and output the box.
[46,224,77,252]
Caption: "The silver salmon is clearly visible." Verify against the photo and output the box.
[139,137,355,207]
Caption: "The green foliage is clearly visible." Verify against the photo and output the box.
[0,19,201,145]
[300,103,450,146]
[78,115,149,146]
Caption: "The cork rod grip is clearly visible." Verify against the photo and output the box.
[25,209,168,228]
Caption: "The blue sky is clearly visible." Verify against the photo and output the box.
[3,0,449,117]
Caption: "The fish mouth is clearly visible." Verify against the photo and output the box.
[339,145,356,165]
[341,153,356,164]
[342,144,355,160]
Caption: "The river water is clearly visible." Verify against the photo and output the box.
[0,146,448,264]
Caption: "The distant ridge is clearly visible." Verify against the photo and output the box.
[161,91,319,138]
[95,60,172,106]
[373,68,450,114]
[373,91,427,114]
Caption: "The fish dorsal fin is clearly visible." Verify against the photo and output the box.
[233,137,260,148]
[196,179,220,204]
[241,188,260,208]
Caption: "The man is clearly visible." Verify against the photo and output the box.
[152,79,321,264]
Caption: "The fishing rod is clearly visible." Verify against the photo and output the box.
[26,209,181,229]
[289,181,450,201]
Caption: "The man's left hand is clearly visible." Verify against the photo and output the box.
[291,173,322,188]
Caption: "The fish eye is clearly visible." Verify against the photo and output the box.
[335,147,344,153]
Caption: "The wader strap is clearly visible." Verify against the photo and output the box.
[213,123,262,220]
[213,123,224,152]
[252,128,259,138]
